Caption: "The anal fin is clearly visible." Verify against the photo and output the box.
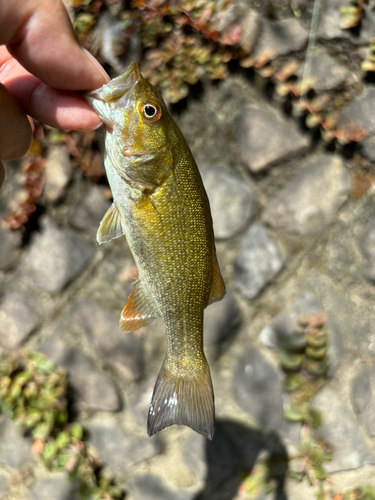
[207,258,225,306]
[120,281,159,332]
[97,203,124,245]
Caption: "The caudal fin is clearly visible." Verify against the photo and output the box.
[147,359,215,440]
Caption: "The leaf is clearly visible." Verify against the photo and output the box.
[43,441,59,461]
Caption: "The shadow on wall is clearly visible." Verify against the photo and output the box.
[194,419,288,500]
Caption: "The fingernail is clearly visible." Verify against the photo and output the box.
[83,48,110,87]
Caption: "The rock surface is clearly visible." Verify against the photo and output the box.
[295,47,351,93]
[39,340,120,411]
[351,362,375,437]
[313,387,375,473]
[262,154,351,235]
[234,223,284,299]
[88,415,161,474]
[362,223,375,282]
[69,185,111,234]
[70,298,143,379]
[129,474,193,500]
[43,145,72,203]
[253,17,308,60]
[203,289,240,348]
[336,87,375,140]
[0,291,39,349]
[233,347,283,431]
[0,225,22,271]
[0,418,34,469]
[29,474,79,500]
[361,136,375,161]
[22,217,94,293]
[201,164,253,239]
[238,104,309,173]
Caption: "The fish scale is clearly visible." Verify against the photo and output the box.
[85,62,225,439]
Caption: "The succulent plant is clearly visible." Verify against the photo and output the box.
[0,349,123,500]
[339,1,364,30]
[288,425,332,488]
[275,312,329,438]
[0,349,68,438]
[361,37,375,75]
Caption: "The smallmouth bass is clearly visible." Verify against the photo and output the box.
[85,63,225,439]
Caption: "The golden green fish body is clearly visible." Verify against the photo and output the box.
[85,63,225,439]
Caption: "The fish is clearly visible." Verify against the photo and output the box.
[85,62,225,440]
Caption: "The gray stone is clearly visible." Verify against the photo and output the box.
[0,472,9,494]
[295,47,351,93]
[201,165,253,239]
[234,223,284,300]
[43,145,72,203]
[351,362,375,437]
[0,417,34,468]
[22,217,94,292]
[253,17,308,61]
[68,185,111,233]
[300,269,375,357]
[93,12,142,75]
[262,154,351,235]
[70,298,143,380]
[318,0,375,45]
[29,474,79,500]
[237,104,309,173]
[361,136,375,161]
[212,3,260,53]
[0,225,22,271]
[0,291,40,349]
[88,415,160,474]
[203,290,240,348]
[336,87,375,141]
[39,340,119,411]
[233,347,283,430]
[280,419,301,445]
[129,474,193,500]
[317,0,349,41]
[362,223,375,282]
[313,386,375,472]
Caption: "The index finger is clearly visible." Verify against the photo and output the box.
[0,0,108,91]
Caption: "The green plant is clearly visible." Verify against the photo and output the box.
[0,349,123,500]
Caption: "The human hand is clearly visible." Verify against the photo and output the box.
[0,0,109,189]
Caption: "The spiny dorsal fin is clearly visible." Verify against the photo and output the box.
[120,281,159,332]
[207,258,225,306]
[147,358,215,440]
[97,203,124,245]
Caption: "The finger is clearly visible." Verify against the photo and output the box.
[1,51,102,131]
[0,0,108,91]
[0,83,32,161]
[0,162,5,190]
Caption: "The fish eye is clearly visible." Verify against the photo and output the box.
[141,101,162,121]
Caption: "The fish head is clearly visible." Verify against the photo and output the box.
[85,62,169,158]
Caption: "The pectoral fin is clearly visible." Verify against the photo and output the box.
[120,281,159,332]
[97,203,125,245]
[207,258,226,306]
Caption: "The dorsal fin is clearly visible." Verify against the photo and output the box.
[120,281,159,332]
[97,203,125,245]
[207,258,225,306]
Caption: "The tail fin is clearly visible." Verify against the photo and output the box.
[147,359,215,440]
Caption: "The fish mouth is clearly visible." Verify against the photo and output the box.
[84,62,141,123]
[85,62,141,104]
